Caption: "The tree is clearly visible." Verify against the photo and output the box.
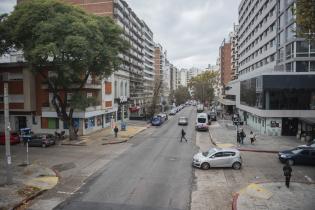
[173,85,190,105]
[295,0,315,43]
[0,0,128,139]
[189,71,218,105]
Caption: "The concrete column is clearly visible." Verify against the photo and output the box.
[265,91,270,110]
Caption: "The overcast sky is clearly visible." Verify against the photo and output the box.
[1,0,241,69]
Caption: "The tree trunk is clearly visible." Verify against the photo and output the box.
[68,109,78,140]
[68,123,77,140]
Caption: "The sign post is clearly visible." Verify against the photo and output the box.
[4,76,13,184]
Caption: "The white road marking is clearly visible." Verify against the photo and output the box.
[304,175,313,183]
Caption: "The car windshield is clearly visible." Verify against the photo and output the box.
[290,148,303,154]
[180,117,186,120]
[202,148,217,157]
[198,118,206,123]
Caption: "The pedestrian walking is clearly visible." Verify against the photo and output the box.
[240,128,246,144]
[180,128,188,142]
[249,131,256,144]
[237,131,241,145]
[283,162,292,188]
[114,125,119,138]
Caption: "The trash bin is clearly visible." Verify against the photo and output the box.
[121,122,126,131]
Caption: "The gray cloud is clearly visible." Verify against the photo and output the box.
[0,0,240,69]
[0,0,16,14]
[126,0,241,69]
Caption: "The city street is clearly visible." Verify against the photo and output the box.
[55,107,198,210]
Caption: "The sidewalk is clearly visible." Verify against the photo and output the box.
[0,120,149,210]
[61,120,149,146]
[233,182,315,210]
[210,119,302,153]
[0,163,58,210]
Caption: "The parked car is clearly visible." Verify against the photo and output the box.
[193,147,242,170]
[178,117,188,125]
[169,109,177,115]
[196,113,210,131]
[151,116,165,126]
[208,111,217,121]
[278,147,315,165]
[0,132,20,145]
[158,113,168,121]
[28,133,56,148]
[298,139,315,148]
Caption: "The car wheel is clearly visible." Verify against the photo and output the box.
[42,143,47,148]
[287,159,294,166]
[201,163,210,170]
[232,162,241,170]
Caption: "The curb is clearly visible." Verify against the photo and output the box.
[102,139,128,145]
[208,131,217,146]
[238,148,279,153]
[12,167,59,210]
[232,193,239,210]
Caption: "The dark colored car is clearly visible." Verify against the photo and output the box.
[0,132,20,145]
[29,133,56,148]
[151,116,165,126]
[278,147,315,165]
[208,111,217,121]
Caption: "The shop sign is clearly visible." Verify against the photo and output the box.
[120,96,128,104]
[270,121,279,128]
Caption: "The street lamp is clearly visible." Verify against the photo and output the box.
[3,72,13,184]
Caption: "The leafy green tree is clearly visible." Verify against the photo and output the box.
[295,0,315,43]
[173,85,190,105]
[0,0,128,139]
[189,71,218,105]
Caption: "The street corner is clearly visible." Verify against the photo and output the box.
[23,164,59,191]
[233,182,315,210]
[118,126,147,138]
[0,164,59,210]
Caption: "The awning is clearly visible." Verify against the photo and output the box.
[218,98,236,106]
[299,118,315,125]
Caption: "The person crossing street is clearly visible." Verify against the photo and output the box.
[180,128,188,142]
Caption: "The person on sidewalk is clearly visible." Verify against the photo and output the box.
[283,162,292,188]
[237,131,241,145]
[249,131,256,144]
[180,128,188,142]
[114,126,119,138]
[240,128,246,144]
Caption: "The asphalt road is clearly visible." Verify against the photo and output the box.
[56,106,198,210]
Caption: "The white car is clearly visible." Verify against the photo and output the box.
[193,147,242,170]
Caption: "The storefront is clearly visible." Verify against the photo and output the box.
[297,118,315,142]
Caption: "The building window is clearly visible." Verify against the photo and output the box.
[114,81,118,98]
[296,61,309,72]
[124,82,128,96]
[120,81,123,96]
[285,62,293,72]
[296,41,309,57]
[41,117,59,129]
[310,61,315,72]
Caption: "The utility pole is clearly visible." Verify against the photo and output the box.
[4,73,13,184]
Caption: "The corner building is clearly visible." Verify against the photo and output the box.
[227,0,315,139]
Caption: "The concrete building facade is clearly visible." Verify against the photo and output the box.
[227,0,315,138]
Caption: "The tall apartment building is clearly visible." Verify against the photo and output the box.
[178,69,188,87]
[227,0,315,138]
[154,43,164,103]
[65,0,147,118]
[230,24,239,80]
[219,39,232,88]
[142,21,155,104]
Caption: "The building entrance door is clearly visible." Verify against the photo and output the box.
[17,116,27,130]
[282,118,298,136]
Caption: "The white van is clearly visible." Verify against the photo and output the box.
[196,113,209,131]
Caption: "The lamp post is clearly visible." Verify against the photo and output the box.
[3,72,13,184]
